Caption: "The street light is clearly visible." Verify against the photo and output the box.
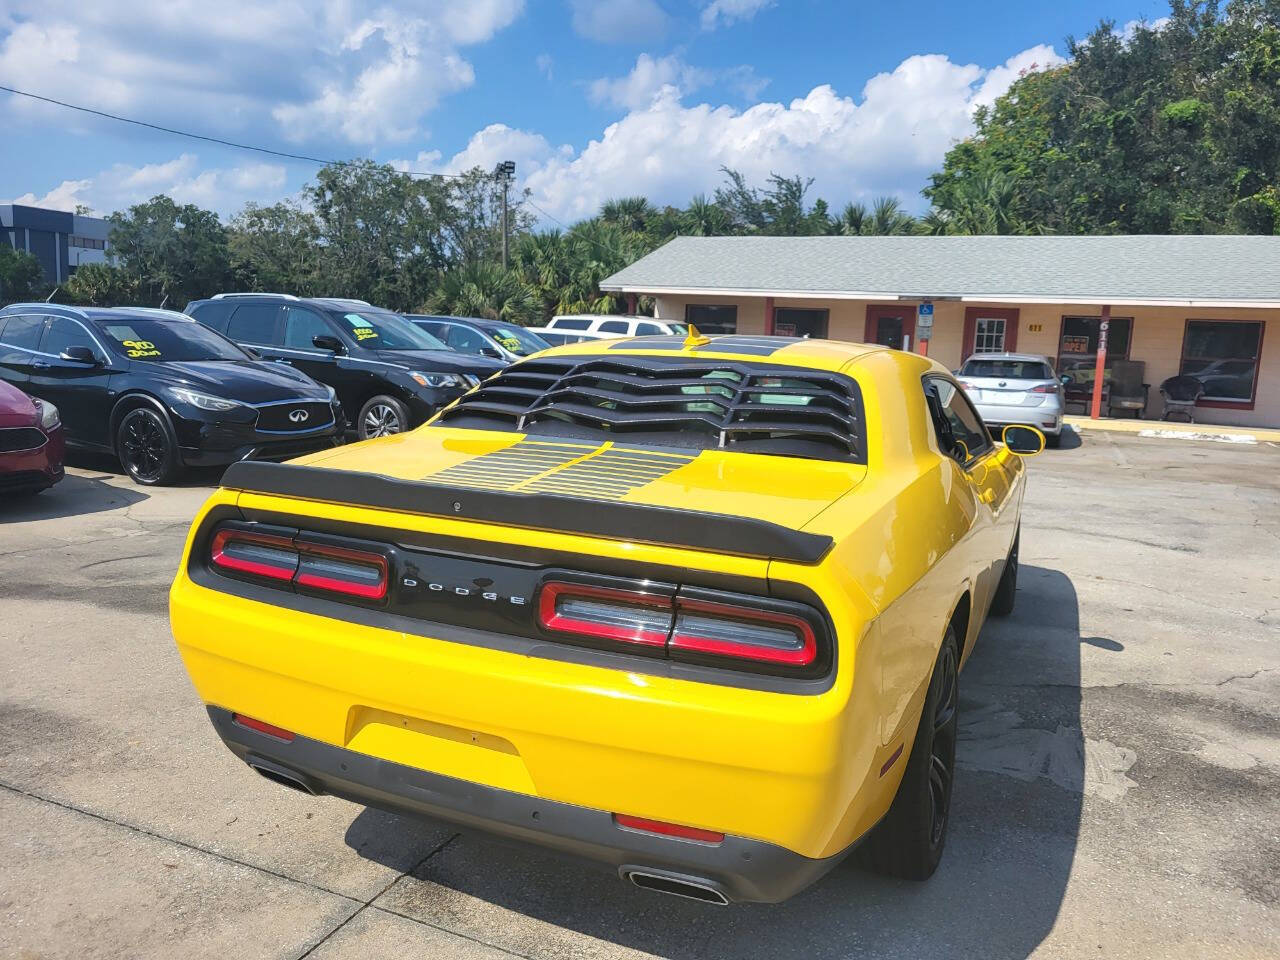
[494,160,516,269]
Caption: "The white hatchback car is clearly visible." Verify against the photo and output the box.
[545,314,688,337]
[956,352,1067,447]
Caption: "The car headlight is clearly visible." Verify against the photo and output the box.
[324,383,338,402]
[167,387,243,412]
[34,399,60,430]
[408,371,468,389]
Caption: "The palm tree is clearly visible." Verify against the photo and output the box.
[426,262,540,325]
[599,196,655,233]
[679,195,731,236]
[943,172,1025,234]
[868,196,916,235]
[833,202,869,236]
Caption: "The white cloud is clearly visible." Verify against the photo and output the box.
[700,0,774,30]
[569,0,667,43]
[589,54,712,111]
[0,1,524,146]
[9,154,287,218]
[1119,16,1171,41]
[521,45,1065,224]
[536,53,554,79]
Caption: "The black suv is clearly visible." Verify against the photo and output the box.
[0,304,345,485]
[187,295,505,439]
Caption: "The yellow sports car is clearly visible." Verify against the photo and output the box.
[170,331,1042,904]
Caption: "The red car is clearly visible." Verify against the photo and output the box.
[0,379,65,495]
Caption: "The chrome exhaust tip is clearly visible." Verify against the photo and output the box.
[248,760,319,796]
[625,870,730,905]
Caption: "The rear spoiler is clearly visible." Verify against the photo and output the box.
[219,461,834,565]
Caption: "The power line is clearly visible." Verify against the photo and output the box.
[0,83,472,181]
[523,197,569,229]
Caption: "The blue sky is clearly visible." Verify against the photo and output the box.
[0,1,1172,224]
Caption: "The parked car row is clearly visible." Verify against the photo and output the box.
[3,295,676,492]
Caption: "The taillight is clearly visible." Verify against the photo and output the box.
[535,579,827,675]
[538,581,672,648]
[670,597,817,667]
[1030,384,1055,394]
[210,528,298,581]
[295,542,388,600]
[208,524,388,603]
[614,814,724,844]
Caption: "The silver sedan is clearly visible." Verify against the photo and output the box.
[956,352,1067,447]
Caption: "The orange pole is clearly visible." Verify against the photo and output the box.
[765,296,775,335]
[918,337,929,357]
[1090,304,1110,419]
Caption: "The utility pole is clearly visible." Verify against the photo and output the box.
[494,160,516,269]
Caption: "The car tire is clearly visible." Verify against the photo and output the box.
[358,395,410,440]
[989,529,1019,617]
[116,406,183,486]
[857,624,960,881]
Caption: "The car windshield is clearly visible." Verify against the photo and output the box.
[961,359,1053,380]
[488,324,550,356]
[338,310,446,351]
[98,318,248,362]
[667,322,689,334]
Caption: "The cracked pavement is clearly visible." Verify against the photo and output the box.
[1,434,1277,959]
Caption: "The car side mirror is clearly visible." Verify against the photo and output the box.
[60,345,98,365]
[1002,424,1046,456]
[479,346,502,359]
[1060,374,1073,385]
[312,334,345,354]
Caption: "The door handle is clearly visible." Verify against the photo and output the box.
[31,360,50,369]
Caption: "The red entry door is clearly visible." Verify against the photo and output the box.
[865,306,915,350]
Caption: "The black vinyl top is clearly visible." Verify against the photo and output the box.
[220,460,834,564]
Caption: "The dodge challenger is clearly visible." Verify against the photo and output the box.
[169,331,1043,904]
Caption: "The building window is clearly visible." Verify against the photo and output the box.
[69,236,106,250]
[685,304,737,334]
[1180,320,1264,404]
[1056,315,1133,401]
[973,316,1006,353]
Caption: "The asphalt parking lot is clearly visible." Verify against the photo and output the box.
[2,430,1278,960]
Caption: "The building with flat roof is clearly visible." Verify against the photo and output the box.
[0,204,111,286]
[602,235,1280,428]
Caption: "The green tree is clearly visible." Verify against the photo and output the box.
[228,201,323,295]
[64,263,139,306]
[107,195,231,307]
[925,2,1280,235]
[0,245,47,302]
[426,262,540,325]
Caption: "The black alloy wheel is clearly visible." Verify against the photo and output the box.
[117,407,181,486]
[856,625,961,880]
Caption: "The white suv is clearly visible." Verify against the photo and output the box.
[545,314,687,337]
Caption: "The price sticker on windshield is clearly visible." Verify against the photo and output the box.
[123,339,161,358]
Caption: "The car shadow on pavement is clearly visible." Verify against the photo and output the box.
[346,565,1083,960]
[0,465,148,523]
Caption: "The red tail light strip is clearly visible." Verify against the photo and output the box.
[209,529,298,581]
[614,814,724,844]
[538,581,671,647]
[209,526,388,602]
[670,598,817,667]
[295,542,388,600]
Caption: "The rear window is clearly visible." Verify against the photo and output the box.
[961,359,1053,380]
[435,354,865,463]
[551,317,592,330]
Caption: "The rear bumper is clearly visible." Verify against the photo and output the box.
[208,705,847,903]
[975,404,1063,435]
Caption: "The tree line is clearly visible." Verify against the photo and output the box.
[5,0,1277,321]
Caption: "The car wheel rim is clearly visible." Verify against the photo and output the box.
[121,412,166,482]
[363,404,402,437]
[928,640,958,847]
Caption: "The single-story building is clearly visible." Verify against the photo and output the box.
[600,235,1280,428]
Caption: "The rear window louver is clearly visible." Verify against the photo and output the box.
[435,356,865,463]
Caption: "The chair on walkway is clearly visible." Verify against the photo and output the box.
[1159,375,1204,423]
[1107,360,1149,418]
